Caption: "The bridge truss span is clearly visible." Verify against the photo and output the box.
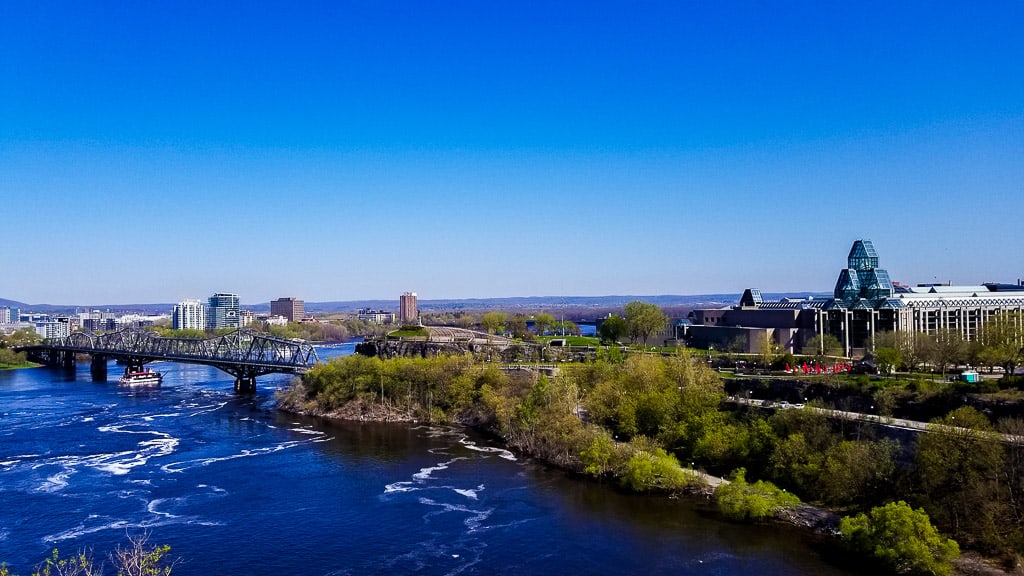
[22,327,321,392]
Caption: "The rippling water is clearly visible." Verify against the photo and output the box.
[0,347,854,575]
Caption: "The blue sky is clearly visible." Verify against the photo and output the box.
[2,1,1022,305]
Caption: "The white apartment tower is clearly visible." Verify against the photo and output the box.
[173,299,206,331]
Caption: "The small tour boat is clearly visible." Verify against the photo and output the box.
[118,369,163,388]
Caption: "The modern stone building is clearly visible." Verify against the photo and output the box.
[270,297,305,323]
[688,240,1024,356]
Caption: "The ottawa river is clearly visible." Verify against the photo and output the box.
[0,346,857,575]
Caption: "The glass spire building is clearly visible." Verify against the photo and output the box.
[688,240,1024,356]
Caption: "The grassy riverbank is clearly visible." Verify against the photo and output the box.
[0,362,36,370]
[279,352,1022,575]
[0,346,34,370]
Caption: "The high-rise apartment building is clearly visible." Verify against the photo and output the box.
[399,292,418,325]
[270,297,305,322]
[35,317,70,339]
[173,299,206,331]
[0,306,10,324]
[207,293,240,330]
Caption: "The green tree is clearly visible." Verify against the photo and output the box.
[803,333,843,357]
[533,313,555,336]
[2,328,42,348]
[623,301,668,347]
[154,327,207,339]
[819,439,898,507]
[480,311,507,336]
[876,331,932,372]
[977,311,1024,376]
[552,320,580,337]
[916,406,1006,546]
[455,314,476,330]
[874,346,901,376]
[506,314,530,340]
[620,436,694,492]
[580,431,619,478]
[756,333,782,369]
[928,328,965,378]
[840,501,959,576]
[598,315,628,344]
[0,347,29,367]
[30,547,100,576]
[725,336,747,354]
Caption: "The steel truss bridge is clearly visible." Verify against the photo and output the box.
[18,327,321,392]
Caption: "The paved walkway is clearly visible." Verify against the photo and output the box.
[729,397,1022,444]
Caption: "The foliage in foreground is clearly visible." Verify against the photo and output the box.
[0,329,41,368]
[286,350,1024,560]
[0,533,176,576]
[715,468,800,521]
[840,501,960,576]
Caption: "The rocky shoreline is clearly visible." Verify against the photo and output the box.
[277,386,841,530]
[276,387,1015,576]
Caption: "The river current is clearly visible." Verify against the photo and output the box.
[0,346,855,575]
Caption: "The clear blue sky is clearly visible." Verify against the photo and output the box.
[2,1,1022,305]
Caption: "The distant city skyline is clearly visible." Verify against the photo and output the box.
[3,3,1021,305]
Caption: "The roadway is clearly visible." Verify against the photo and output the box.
[728,396,1023,444]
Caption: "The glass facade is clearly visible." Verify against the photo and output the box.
[207,293,240,330]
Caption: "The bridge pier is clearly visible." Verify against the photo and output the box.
[234,376,257,393]
[121,356,148,374]
[61,350,76,370]
[90,355,108,381]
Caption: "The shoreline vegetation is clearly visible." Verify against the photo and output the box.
[0,328,41,370]
[278,350,1018,576]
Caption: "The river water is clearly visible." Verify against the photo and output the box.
[0,346,855,575]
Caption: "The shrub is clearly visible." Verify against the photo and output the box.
[715,468,800,521]
[840,501,959,576]
[620,437,695,492]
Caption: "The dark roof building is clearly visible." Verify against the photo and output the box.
[688,240,1024,357]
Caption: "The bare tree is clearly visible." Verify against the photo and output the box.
[109,532,177,576]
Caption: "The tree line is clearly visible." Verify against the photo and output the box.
[872,311,1024,379]
[0,328,41,368]
[283,344,1024,574]
[421,300,670,346]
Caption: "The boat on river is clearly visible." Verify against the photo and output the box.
[118,369,162,388]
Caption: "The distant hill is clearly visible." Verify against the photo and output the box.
[304,293,830,313]
[0,293,831,315]
[0,298,29,309]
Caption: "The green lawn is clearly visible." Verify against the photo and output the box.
[0,362,37,370]
[538,335,601,346]
[388,327,429,338]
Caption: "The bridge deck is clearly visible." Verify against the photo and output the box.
[18,327,320,392]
